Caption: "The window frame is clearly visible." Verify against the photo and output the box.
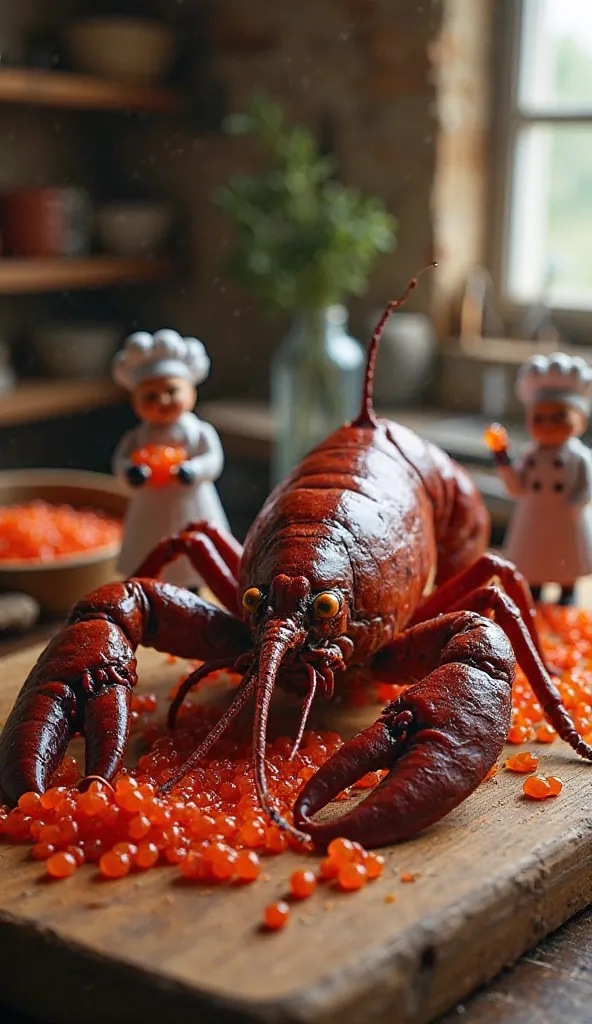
[490,0,592,341]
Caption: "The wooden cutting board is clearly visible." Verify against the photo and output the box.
[0,642,592,1024]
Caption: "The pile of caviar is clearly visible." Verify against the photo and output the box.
[0,501,122,563]
[131,445,187,487]
[0,606,589,926]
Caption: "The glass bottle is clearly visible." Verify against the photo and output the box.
[271,305,365,485]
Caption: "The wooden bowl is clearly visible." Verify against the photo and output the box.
[64,17,175,85]
[96,202,173,257]
[0,470,127,615]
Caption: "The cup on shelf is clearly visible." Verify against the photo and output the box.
[95,201,173,257]
[64,17,176,86]
[28,323,122,379]
[1,187,92,257]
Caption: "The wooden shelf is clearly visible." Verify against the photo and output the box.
[198,399,521,527]
[0,257,172,294]
[0,68,182,114]
[0,379,121,428]
[199,400,530,463]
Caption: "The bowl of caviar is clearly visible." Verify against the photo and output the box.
[0,470,127,614]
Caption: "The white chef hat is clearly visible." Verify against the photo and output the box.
[112,329,211,391]
[516,351,592,415]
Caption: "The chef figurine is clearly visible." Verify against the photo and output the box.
[486,352,592,605]
[112,329,229,588]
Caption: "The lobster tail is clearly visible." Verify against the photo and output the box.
[353,265,436,429]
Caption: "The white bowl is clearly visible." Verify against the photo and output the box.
[64,17,175,86]
[96,202,173,257]
[29,323,122,379]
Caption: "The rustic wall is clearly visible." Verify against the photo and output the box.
[0,1,82,358]
[431,0,495,337]
[0,0,494,399]
[111,0,448,400]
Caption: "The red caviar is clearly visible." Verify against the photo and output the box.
[46,851,77,879]
[0,607,589,922]
[264,901,290,930]
[131,445,187,487]
[535,723,556,744]
[99,850,131,878]
[365,852,385,879]
[0,501,121,562]
[546,776,563,796]
[505,751,539,773]
[338,862,368,891]
[290,869,317,899]
[483,423,509,454]
[522,776,552,800]
[235,851,261,882]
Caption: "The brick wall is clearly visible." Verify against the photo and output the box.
[0,0,494,400]
[112,0,452,400]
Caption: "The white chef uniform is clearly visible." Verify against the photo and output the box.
[498,353,592,586]
[111,330,230,587]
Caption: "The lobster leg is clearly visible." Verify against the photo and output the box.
[447,583,592,760]
[0,580,251,805]
[132,521,243,615]
[294,611,515,848]
[410,552,543,663]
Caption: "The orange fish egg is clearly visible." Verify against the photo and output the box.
[130,445,187,487]
[505,751,539,773]
[522,776,552,800]
[264,901,290,930]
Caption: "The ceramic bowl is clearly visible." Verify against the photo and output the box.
[64,17,175,86]
[29,323,122,379]
[0,470,127,615]
[96,202,173,257]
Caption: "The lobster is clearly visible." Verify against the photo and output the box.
[1,273,591,849]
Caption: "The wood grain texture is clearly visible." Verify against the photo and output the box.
[0,380,120,427]
[0,257,172,295]
[197,400,530,464]
[0,644,591,1024]
[441,904,592,1024]
[0,68,182,114]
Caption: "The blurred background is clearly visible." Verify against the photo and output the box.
[0,0,590,545]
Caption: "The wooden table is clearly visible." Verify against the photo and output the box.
[1,584,592,1024]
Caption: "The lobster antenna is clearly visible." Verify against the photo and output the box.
[253,642,311,843]
[288,666,317,761]
[160,667,257,794]
[353,262,437,429]
[167,657,239,730]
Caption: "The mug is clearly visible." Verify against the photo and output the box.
[2,187,92,257]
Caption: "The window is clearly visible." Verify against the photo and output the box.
[501,0,592,314]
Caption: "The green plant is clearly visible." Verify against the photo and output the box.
[214,93,397,313]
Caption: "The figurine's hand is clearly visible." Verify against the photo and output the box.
[493,448,511,467]
[175,462,196,485]
[126,464,151,488]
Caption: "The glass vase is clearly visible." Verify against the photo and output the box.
[271,305,365,485]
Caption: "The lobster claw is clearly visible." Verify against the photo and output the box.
[0,619,134,806]
[294,660,513,849]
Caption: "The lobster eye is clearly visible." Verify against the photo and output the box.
[242,587,263,613]
[313,592,341,620]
